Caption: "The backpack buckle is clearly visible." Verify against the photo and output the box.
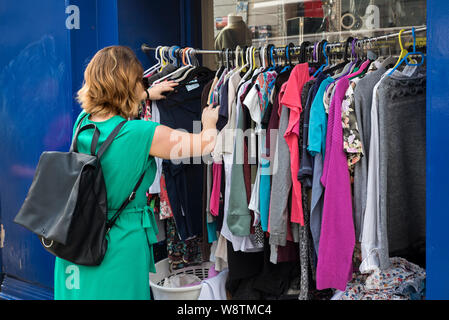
[129,191,136,201]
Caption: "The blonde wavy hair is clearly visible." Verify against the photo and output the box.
[77,46,144,119]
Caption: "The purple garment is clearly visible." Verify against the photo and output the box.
[216,79,230,131]
[210,163,223,217]
[316,76,355,291]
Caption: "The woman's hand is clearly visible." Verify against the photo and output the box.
[147,81,178,100]
[201,105,220,130]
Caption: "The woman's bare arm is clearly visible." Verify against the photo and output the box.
[149,105,219,160]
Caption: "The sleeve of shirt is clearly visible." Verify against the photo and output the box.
[128,120,161,170]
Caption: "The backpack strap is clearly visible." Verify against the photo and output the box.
[106,170,147,233]
[95,120,145,232]
[71,114,100,156]
[70,114,88,152]
[73,124,100,156]
[97,121,127,159]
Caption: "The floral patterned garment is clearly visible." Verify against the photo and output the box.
[143,99,152,121]
[166,217,203,271]
[323,81,335,114]
[338,257,426,300]
[158,173,174,220]
[341,79,364,175]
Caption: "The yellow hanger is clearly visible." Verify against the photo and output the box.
[159,47,169,72]
[252,47,257,70]
[393,29,417,68]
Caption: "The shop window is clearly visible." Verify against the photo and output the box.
[202,0,426,68]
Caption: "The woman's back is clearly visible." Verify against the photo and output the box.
[73,111,159,212]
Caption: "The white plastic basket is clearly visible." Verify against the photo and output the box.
[149,258,214,300]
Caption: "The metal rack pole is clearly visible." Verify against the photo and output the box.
[141,26,426,56]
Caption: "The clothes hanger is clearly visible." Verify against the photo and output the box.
[258,46,264,69]
[379,37,397,69]
[298,41,310,64]
[280,44,293,73]
[234,45,241,69]
[392,29,409,69]
[144,46,163,77]
[331,38,358,80]
[313,41,329,78]
[240,46,254,82]
[324,37,354,76]
[153,47,194,84]
[347,40,371,80]
[388,27,425,76]
[168,46,179,67]
[215,49,226,79]
[174,48,201,83]
[267,44,276,71]
[157,47,169,72]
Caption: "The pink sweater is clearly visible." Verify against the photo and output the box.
[316,76,355,291]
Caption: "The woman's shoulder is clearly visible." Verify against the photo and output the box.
[72,110,88,136]
[124,119,160,132]
[121,119,161,142]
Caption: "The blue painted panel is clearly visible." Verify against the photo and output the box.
[0,0,74,290]
[117,0,181,69]
[67,0,118,123]
[97,0,119,48]
[426,0,449,300]
[0,0,120,297]
[0,276,53,300]
[0,0,196,300]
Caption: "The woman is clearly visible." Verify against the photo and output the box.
[54,46,219,300]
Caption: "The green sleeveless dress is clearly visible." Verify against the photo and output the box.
[54,111,160,300]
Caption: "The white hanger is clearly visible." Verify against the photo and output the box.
[240,46,257,83]
[153,48,194,85]
[261,45,267,68]
[144,46,163,76]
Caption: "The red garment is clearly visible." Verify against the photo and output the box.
[280,63,310,226]
[304,0,324,18]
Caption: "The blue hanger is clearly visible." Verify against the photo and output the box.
[313,41,328,78]
[388,28,425,76]
[268,45,276,71]
[280,45,292,73]
[170,46,180,67]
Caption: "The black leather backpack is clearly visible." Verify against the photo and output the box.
[14,115,146,266]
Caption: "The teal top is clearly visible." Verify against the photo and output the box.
[308,77,334,157]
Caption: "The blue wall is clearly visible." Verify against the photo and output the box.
[0,0,74,298]
[0,0,193,300]
[426,0,449,300]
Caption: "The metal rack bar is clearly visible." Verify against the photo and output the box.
[141,26,426,56]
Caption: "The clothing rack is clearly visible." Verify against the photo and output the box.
[141,26,426,58]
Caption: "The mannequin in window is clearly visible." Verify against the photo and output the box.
[214,14,252,50]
